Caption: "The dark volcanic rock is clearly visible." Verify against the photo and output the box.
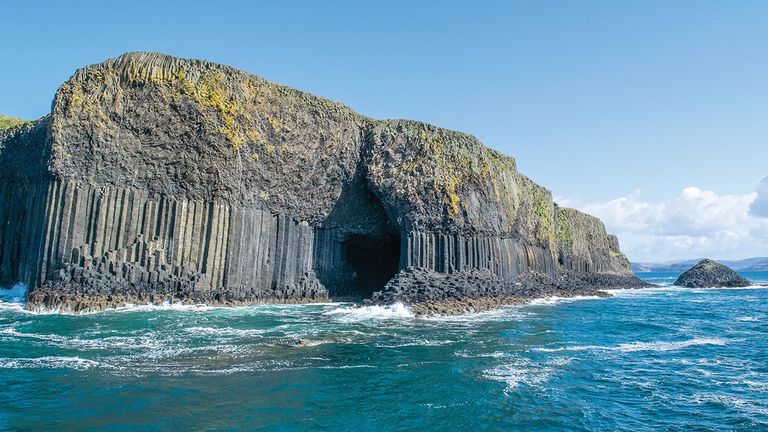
[0,52,643,313]
[368,267,650,315]
[673,259,752,288]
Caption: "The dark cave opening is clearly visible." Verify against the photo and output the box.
[318,170,403,301]
[341,232,401,299]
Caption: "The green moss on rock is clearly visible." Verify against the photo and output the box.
[556,209,573,247]
[0,115,28,130]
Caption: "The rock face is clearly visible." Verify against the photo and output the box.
[673,259,752,288]
[0,52,644,312]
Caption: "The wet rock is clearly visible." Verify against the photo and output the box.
[673,259,751,288]
[367,267,649,316]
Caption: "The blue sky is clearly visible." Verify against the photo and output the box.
[1,1,767,261]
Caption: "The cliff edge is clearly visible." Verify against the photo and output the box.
[0,52,644,313]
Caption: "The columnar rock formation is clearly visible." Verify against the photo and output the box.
[0,52,640,311]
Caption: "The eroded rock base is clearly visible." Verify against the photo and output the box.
[25,285,328,314]
[23,267,652,315]
[368,267,652,315]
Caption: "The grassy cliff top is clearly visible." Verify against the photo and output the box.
[0,115,28,130]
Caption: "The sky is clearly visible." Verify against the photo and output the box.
[1,1,766,262]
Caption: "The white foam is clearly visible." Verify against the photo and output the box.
[533,338,727,354]
[184,326,265,338]
[693,393,768,418]
[616,338,727,352]
[113,302,222,313]
[13,300,320,316]
[526,295,605,306]
[454,350,507,359]
[605,286,685,297]
[532,345,602,353]
[484,356,572,393]
[1,327,167,351]
[0,283,28,314]
[375,339,455,348]
[325,302,414,321]
[0,356,103,370]
[316,364,376,369]
[422,306,528,324]
[742,380,768,392]
[0,282,27,302]
[718,284,768,290]
[0,301,25,313]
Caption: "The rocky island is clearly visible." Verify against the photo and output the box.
[673,259,752,288]
[0,52,648,314]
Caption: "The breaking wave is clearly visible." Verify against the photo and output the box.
[324,302,415,321]
[525,295,605,306]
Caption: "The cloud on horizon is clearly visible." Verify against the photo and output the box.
[557,183,768,263]
[750,176,768,219]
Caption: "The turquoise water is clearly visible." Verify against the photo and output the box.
[1,272,767,431]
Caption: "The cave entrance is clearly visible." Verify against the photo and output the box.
[319,171,402,301]
[341,232,401,300]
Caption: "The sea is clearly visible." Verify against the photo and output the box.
[1,271,767,431]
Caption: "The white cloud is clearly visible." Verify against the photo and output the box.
[556,184,768,262]
[750,176,768,218]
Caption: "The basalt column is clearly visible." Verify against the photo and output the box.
[0,52,636,312]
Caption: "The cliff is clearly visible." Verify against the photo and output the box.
[0,52,640,312]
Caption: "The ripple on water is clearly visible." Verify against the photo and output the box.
[531,338,727,354]
[483,356,574,393]
[1,272,767,431]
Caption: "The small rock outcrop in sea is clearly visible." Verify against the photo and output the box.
[0,52,648,313]
[673,259,752,288]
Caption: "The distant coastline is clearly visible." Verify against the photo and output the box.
[632,257,768,273]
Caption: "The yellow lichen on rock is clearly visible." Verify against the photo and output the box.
[444,176,462,217]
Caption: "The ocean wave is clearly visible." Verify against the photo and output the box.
[184,326,266,338]
[742,380,768,392]
[315,364,376,369]
[717,284,768,290]
[0,282,27,302]
[613,337,727,353]
[135,343,249,361]
[605,286,685,297]
[15,301,226,316]
[533,338,727,354]
[484,356,573,393]
[454,350,508,359]
[112,302,224,313]
[422,306,529,324]
[12,299,346,317]
[734,315,762,322]
[0,283,28,314]
[0,356,104,370]
[1,327,168,351]
[616,338,725,352]
[324,302,414,321]
[374,339,455,348]
[532,345,601,353]
[0,301,25,314]
[525,295,605,306]
[693,392,768,419]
